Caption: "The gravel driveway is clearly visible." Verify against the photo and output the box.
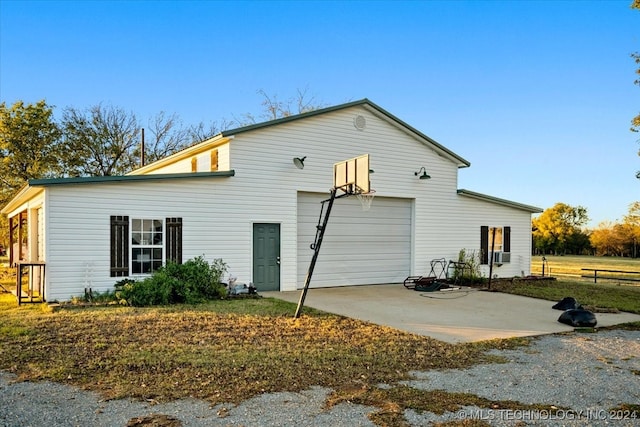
[1,329,639,427]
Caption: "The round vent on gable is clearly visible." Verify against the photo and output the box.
[353,114,366,130]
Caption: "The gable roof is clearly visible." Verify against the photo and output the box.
[457,189,542,213]
[219,98,471,168]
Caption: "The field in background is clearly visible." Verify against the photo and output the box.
[531,255,640,284]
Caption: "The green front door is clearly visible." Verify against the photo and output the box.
[253,223,280,291]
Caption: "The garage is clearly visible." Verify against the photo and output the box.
[297,192,412,288]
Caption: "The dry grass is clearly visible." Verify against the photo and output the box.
[531,255,640,281]
[0,293,526,408]
[2,262,640,425]
[326,385,566,426]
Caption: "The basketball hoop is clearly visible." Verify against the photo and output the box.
[356,189,376,211]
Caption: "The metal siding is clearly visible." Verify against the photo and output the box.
[38,105,534,300]
[297,192,412,287]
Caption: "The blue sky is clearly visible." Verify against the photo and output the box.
[1,0,638,227]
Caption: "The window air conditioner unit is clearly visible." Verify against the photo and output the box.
[493,252,511,264]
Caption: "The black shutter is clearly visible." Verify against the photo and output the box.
[110,216,129,277]
[480,226,489,265]
[504,226,511,252]
[166,217,183,264]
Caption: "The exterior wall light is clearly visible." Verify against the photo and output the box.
[293,156,306,169]
[415,167,431,180]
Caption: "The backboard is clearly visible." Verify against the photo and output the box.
[333,154,370,194]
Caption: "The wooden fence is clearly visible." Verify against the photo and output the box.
[581,268,640,284]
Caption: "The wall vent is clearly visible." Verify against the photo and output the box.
[353,115,366,130]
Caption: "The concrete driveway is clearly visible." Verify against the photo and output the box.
[263,284,640,343]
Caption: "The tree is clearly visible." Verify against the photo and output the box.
[590,222,623,256]
[186,119,233,144]
[60,104,141,176]
[139,112,192,165]
[589,202,640,257]
[0,100,62,190]
[0,100,62,247]
[532,203,589,254]
[632,1,640,178]
[622,201,640,257]
[236,88,326,125]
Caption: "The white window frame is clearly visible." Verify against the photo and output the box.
[130,218,165,275]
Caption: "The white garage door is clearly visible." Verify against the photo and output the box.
[297,192,412,288]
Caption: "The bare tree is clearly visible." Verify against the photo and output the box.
[61,104,141,176]
[187,118,235,142]
[140,112,192,165]
[235,88,326,125]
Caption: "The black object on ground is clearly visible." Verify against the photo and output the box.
[558,309,597,327]
[414,281,451,292]
[552,297,582,311]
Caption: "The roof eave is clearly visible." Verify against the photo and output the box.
[360,103,471,168]
[457,189,542,213]
[128,134,233,175]
[219,99,371,137]
[30,170,235,186]
[1,185,43,215]
[2,171,235,215]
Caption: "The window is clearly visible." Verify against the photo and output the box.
[110,217,182,276]
[131,219,164,274]
[489,227,503,252]
[480,226,511,265]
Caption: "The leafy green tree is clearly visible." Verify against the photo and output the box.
[532,203,589,254]
[0,100,62,191]
[565,229,593,255]
[0,100,61,247]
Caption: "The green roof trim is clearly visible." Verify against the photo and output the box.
[220,99,369,137]
[220,98,470,168]
[28,170,235,187]
[457,189,542,213]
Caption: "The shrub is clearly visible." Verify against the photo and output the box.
[454,249,484,284]
[117,256,228,307]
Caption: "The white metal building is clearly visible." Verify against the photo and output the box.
[2,99,541,301]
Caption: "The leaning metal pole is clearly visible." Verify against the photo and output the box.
[487,228,497,290]
[294,187,338,318]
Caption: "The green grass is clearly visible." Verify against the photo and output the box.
[531,255,640,281]
[491,279,640,314]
